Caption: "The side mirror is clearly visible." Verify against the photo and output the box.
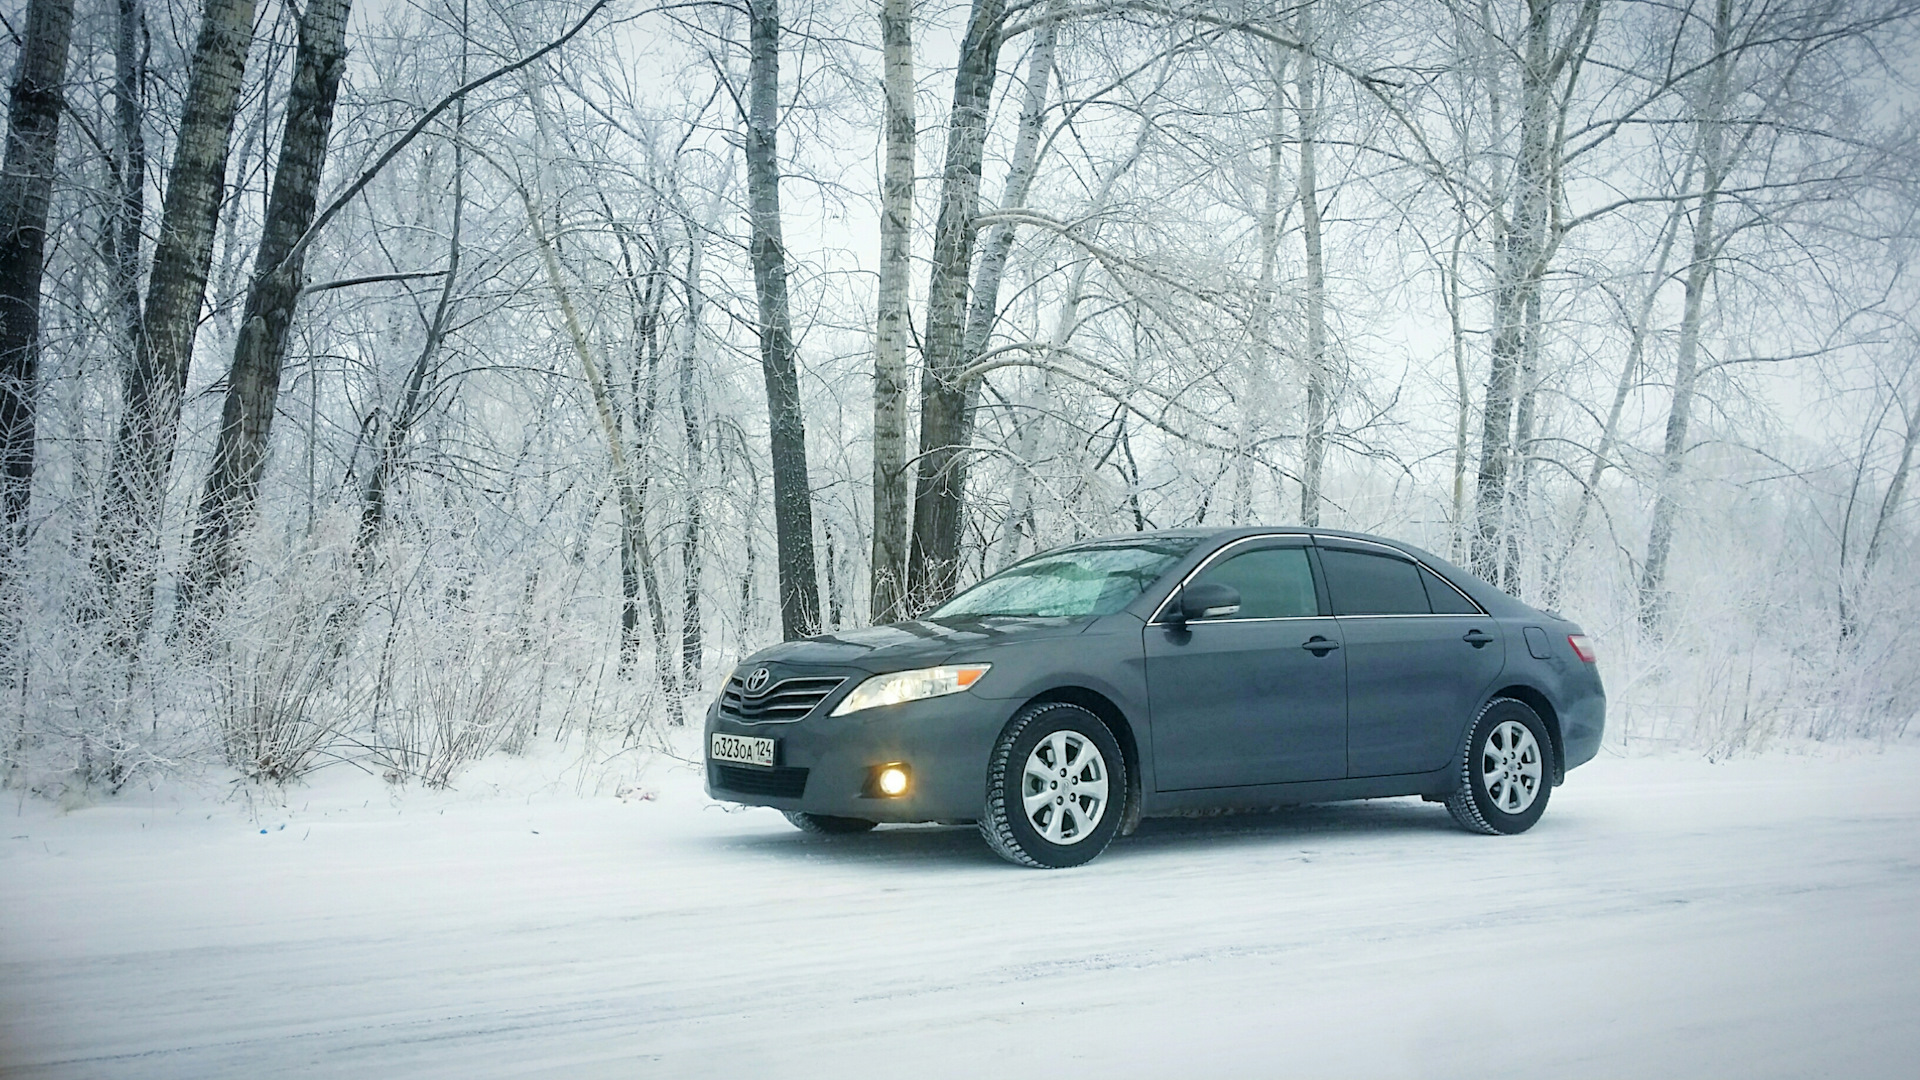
[1176,582,1241,623]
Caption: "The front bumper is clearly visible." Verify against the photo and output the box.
[703,691,1015,823]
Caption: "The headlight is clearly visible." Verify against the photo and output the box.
[830,665,991,717]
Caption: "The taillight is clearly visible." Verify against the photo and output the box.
[1567,634,1597,663]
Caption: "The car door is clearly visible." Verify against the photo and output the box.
[1316,541,1505,778]
[1146,537,1348,789]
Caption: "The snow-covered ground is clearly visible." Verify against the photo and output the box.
[4,744,1919,1079]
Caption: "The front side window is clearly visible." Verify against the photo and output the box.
[1320,548,1431,616]
[929,537,1202,619]
[1191,546,1319,619]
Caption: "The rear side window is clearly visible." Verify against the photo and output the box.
[1421,566,1480,614]
[1193,546,1318,619]
[1320,548,1430,615]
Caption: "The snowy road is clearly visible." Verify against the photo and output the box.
[5,747,1919,1078]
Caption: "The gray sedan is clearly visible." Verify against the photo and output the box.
[705,527,1605,868]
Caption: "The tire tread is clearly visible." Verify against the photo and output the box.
[979,702,1122,868]
[1447,696,1551,835]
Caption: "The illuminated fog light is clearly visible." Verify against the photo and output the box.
[876,765,910,797]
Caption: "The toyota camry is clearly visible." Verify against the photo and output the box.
[705,527,1604,868]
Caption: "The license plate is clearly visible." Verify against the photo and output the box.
[711,733,776,768]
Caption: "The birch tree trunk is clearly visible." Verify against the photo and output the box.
[1243,37,1288,528]
[1469,0,1555,583]
[939,17,1056,545]
[109,0,148,399]
[680,226,705,687]
[95,0,258,651]
[183,0,354,616]
[1295,0,1328,527]
[745,0,820,640]
[1638,0,1733,633]
[868,0,915,624]
[906,0,1005,608]
[960,20,1056,370]
[1446,228,1468,559]
[0,0,77,537]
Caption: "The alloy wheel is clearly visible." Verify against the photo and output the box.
[1020,730,1110,845]
[1480,719,1543,814]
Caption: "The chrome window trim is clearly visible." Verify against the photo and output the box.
[1162,614,1331,627]
[1314,537,1489,617]
[1150,532,1488,624]
[1148,532,1314,625]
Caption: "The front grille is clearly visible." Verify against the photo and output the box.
[720,675,846,722]
[710,762,809,799]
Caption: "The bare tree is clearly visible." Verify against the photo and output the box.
[96,0,260,651]
[907,0,1006,607]
[107,0,149,402]
[679,223,705,687]
[183,0,355,618]
[743,0,821,639]
[1294,0,1327,526]
[1467,0,1599,585]
[868,0,915,623]
[0,0,77,537]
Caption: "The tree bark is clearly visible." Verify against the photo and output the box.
[1446,227,1468,560]
[0,0,77,538]
[109,0,149,396]
[1639,0,1732,634]
[1296,0,1327,527]
[868,0,915,624]
[947,16,1056,501]
[745,1,820,640]
[182,0,354,616]
[906,0,1005,608]
[95,0,259,651]
[1469,0,1555,583]
[1243,37,1288,528]
[679,226,705,689]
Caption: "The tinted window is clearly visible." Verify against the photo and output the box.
[930,537,1202,619]
[1421,566,1479,614]
[1320,548,1430,615]
[1193,546,1318,619]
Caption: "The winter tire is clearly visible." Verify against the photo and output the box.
[980,702,1127,868]
[1446,697,1552,835]
[784,811,877,835]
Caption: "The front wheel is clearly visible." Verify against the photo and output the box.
[1446,698,1553,835]
[980,702,1127,868]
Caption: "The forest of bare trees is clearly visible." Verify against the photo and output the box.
[2,0,1916,796]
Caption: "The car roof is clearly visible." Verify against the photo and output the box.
[1062,526,1536,618]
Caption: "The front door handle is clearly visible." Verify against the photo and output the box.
[1462,629,1494,648]
[1302,636,1340,656]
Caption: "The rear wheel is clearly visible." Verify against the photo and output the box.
[783,811,877,835]
[981,702,1126,868]
[1446,698,1552,835]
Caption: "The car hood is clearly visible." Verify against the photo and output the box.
[744,616,1088,672]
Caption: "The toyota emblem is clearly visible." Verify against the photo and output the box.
[743,667,772,695]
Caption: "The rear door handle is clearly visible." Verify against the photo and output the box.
[1462,629,1494,648]
[1302,636,1340,655]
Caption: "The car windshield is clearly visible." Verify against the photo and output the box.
[927,538,1202,619]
